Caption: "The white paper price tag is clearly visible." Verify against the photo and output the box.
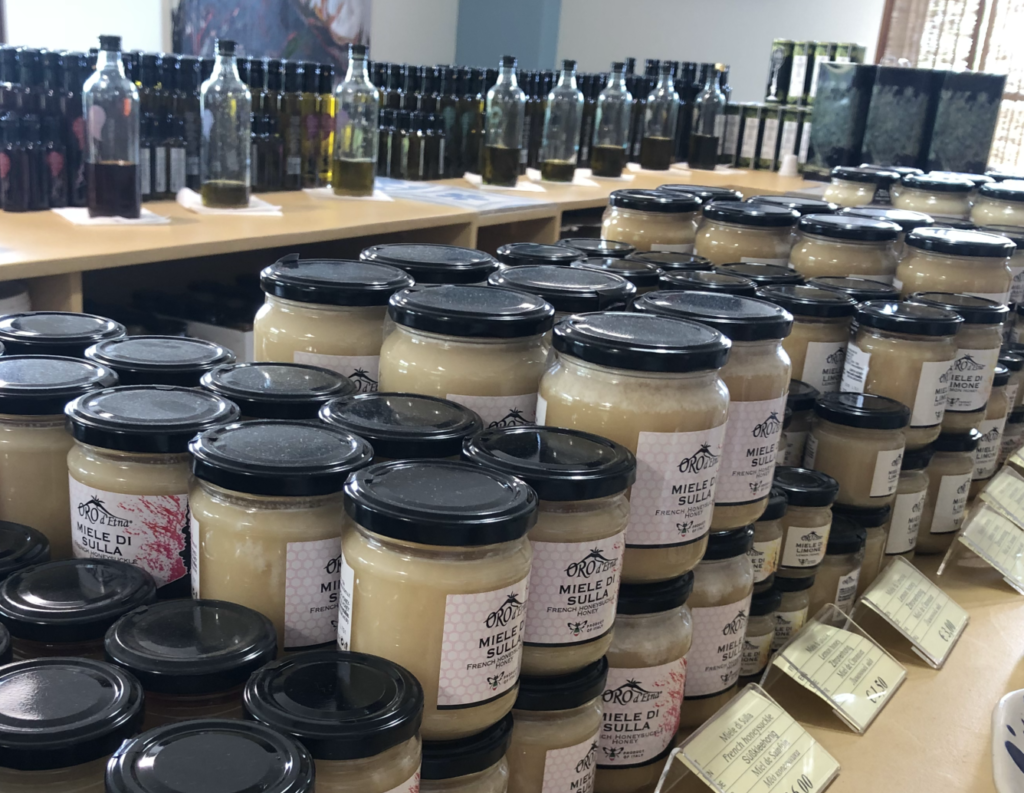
[954,504,1024,596]
[979,466,1024,529]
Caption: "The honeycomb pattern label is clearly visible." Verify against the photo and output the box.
[284,537,342,650]
[525,532,624,647]
[598,658,686,767]
[685,595,753,698]
[540,735,599,793]
[438,576,529,709]
[716,395,787,506]
[294,352,381,394]
[446,392,537,428]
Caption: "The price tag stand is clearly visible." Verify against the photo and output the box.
[977,466,1024,529]
[939,502,1024,596]
[758,604,906,734]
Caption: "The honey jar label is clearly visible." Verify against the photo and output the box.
[929,473,972,535]
[542,735,598,793]
[749,537,781,583]
[771,607,808,651]
[446,392,538,428]
[839,340,870,392]
[885,490,925,555]
[800,341,847,393]
[716,395,787,506]
[294,351,380,394]
[189,515,200,599]
[835,568,861,613]
[740,630,773,678]
[946,346,1000,413]
[912,358,955,428]
[781,522,831,568]
[283,536,343,650]
[974,416,1008,481]
[869,447,904,497]
[337,551,356,651]
[685,595,753,698]
[780,429,807,466]
[598,658,686,767]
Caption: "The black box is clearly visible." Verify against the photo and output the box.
[927,70,1007,173]
[860,66,942,168]
[805,63,877,179]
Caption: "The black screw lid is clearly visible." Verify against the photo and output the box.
[488,264,635,313]
[627,251,714,272]
[463,426,636,501]
[702,201,800,228]
[814,392,910,430]
[932,429,982,453]
[360,243,500,284]
[104,600,277,696]
[806,276,901,303]
[750,587,782,616]
[634,290,793,342]
[982,225,1024,248]
[658,184,742,202]
[552,311,732,372]
[608,188,701,213]
[758,488,788,522]
[798,213,901,242]
[571,257,664,289]
[853,300,962,337]
[660,270,758,297]
[831,166,900,185]
[979,181,1024,203]
[65,385,239,454]
[421,714,513,780]
[495,242,585,266]
[860,164,924,179]
[902,445,934,470]
[515,657,608,711]
[772,467,840,507]
[191,421,372,497]
[616,572,694,615]
[0,559,156,643]
[320,393,481,460]
[260,255,414,307]
[105,719,316,793]
[244,650,424,762]
[716,262,804,286]
[908,292,1009,325]
[774,574,815,592]
[556,238,635,259]
[200,363,357,420]
[1000,353,1024,373]
[788,380,820,412]
[747,195,838,216]
[0,522,48,582]
[838,206,936,233]
[902,173,975,193]
[1011,409,1024,426]
[906,227,1016,258]
[0,311,126,357]
[830,503,892,529]
[84,336,235,387]
[388,285,555,338]
[701,526,754,560]
[825,514,867,554]
[757,284,856,319]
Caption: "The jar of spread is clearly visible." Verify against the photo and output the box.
[539,312,731,581]
[320,393,482,461]
[982,227,1024,306]
[971,365,1010,498]
[716,262,804,287]
[341,460,534,740]
[1002,409,1024,465]
[1006,351,1024,408]
[0,312,126,357]
[105,720,316,793]
[892,173,975,219]
[254,255,414,386]
[496,243,586,268]
[658,184,743,203]
[601,189,702,254]
[421,716,512,793]
[633,291,793,529]
[830,504,890,597]
[0,521,48,582]
[838,206,935,255]
[0,558,154,661]
[557,238,635,259]
[84,336,235,387]
[0,658,143,792]
[805,276,900,303]
[245,650,424,793]
[896,228,1016,303]
[772,574,814,649]
[749,489,786,592]
[571,257,663,295]
[780,381,819,467]
[105,599,277,730]
[789,214,901,282]
[806,515,865,616]
[746,195,839,217]
[66,386,239,597]
[841,300,961,448]
[929,171,993,197]
[360,243,500,285]
[804,393,909,507]
[740,587,781,680]
[0,356,117,559]
[201,362,357,419]
[679,526,754,729]
[659,270,758,297]
[507,659,606,793]
[189,421,373,651]
[596,574,692,793]
[694,202,800,266]
[627,251,714,274]
[823,167,900,208]
[916,430,980,554]
[884,447,933,562]
[463,426,634,676]
[488,265,636,317]
[378,285,555,427]
[772,467,839,574]
[757,284,855,394]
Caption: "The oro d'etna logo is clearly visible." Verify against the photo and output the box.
[953,354,985,372]
[826,347,846,366]
[752,411,782,439]
[349,368,378,394]
[77,496,129,528]
[801,530,823,542]
[603,679,663,706]
[678,443,719,474]
[488,408,529,428]
[575,743,598,774]
[722,609,747,635]
[485,592,525,628]
[565,548,618,578]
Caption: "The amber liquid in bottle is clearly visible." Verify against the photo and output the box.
[589,144,626,178]
[540,159,575,182]
[482,145,520,187]
[87,161,141,218]
[201,179,249,207]
[639,135,673,170]
[332,159,375,196]
[688,133,719,170]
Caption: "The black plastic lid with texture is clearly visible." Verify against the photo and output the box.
[0,355,118,415]
[906,227,1016,258]
[260,255,414,306]
[556,238,635,259]
[798,213,901,242]
[659,270,758,296]
[495,242,585,266]
[571,257,663,289]
[359,243,499,284]
[552,311,732,372]
[806,276,900,302]
[908,292,1008,325]
[826,515,867,554]
[757,488,788,522]
[320,393,481,460]
[0,658,143,770]
[634,290,794,342]
[902,173,975,193]
[773,467,840,507]
[515,658,608,711]
[838,206,936,233]
[66,385,239,454]
[105,719,315,793]
[616,572,694,615]
[831,166,900,185]
[747,195,839,215]
[244,650,424,762]
[788,380,820,412]
[85,336,236,387]
[702,526,754,560]
[1012,409,1024,425]
[388,285,555,337]
[716,262,804,286]
[105,599,277,696]
[0,624,7,665]
[488,265,635,313]
[979,182,1024,203]
[0,522,49,581]
[757,284,856,318]
[658,184,742,202]
[933,429,982,452]
[1000,353,1023,373]
[814,392,910,430]
[200,363,357,420]
[854,300,962,337]
[627,251,714,272]
[831,503,892,529]
[608,188,702,213]
[421,715,513,780]
[0,312,126,357]
[191,421,372,497]
[902,446,934,470]
[702,200,800,227]
[344,460,537,545]
[462,426,637,501]
[984,226,1024,248]
[750,587,782,616]
[775,574,815,592]
[0,559,156,643]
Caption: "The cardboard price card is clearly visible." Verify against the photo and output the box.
[979,467,1024,529]
[858,557,969,668]
[956,504,1024,595]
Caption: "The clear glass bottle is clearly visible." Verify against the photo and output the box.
[590,61,632,178]
[83,34,141,218]
[539,59,584,182]
[689,64,726,171]
[333,44,379,197]
[200,38,251,208]
[639,63,678,171]
[482,55,525,188]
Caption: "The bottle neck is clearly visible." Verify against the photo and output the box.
[717,70,727,91]
[557,70,576,89]
[607,71,626,90]
[345,55,369,83]
[97,49,125,77]
[497,65,518,88]
[213,53,239,82]
[703,70,716,91]
[657,72,673,89]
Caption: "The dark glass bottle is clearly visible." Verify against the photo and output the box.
[371,62,387,92]
[22,114,47,210]
[0,113,28,211]
[160,54,180,117]
[0,46,18,84]
[152,113,170,198]
[200,58,214,82]
[63,52,89,206]
[627,75,649,162]
[318,63,335,187]
[87,48,98,72]
[279,61,303,189]
[437,66,459,177]
[178,55,202,190]
[674,62,697,165]
[377,108,394,177]
[458,68,485,175]
[138,53,159,118]
[263,113,284,191]
[402,65,421,111]
[236,56,250,88]
[390,109,410,179]
[624,57,636,75]
[386,63,403,110]
[407,111,426,181]
[298,62,321,187]
[42,113,68,207]
[419,66,439,114]
[265,58,283,114]
[16,47,43,114]
[140,112,154,202]
[40,50,64,119]
[168,114,187,195]
[425,113,442,180]
[577,74,597,168]
[524,72,541,170]
[248,57,267,114]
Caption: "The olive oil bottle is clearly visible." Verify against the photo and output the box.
[638,63,678,170]
[200,38,251,207]
[590,61,632,178]
[279,61,303,189]
[300,62,320,187]
[481,55,525,187]
[538,60,584,182]
[332,43,379,196]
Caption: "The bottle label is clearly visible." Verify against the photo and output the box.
[445,392,537,428]
[780,429,807,466]
[740,630,773,677]
[294,352,380,394]
[284,536,342,650]
[437,576,529,708]
[190,514,200,599]
[140,148,151,196]
[759,118,779,163]
[929,473,972,535]
[598,659,686,767]
[384,771,420,793]
[651,243,695,253]
[772,607,808,650]
[154,146,167,193]
[713,114,726,141]
[800,340,847,393]
[535,393,548,424]
[839,340,869,392]
[716,395,787,506]
[781,522,831,568]
[69,478,189,588]
[524,532,624,647]
[835,568,861,613]
[337,550,355,651]
[170,148,186,193]
[789,55,808,99]
[286,156,302,175]
[627,424,728,548]
[974,416,1007,481]
[780,119,799,157]
[911,358,955,427]
[870,447,904,497]
[798,122,812,163]
[886,490,924,555]
[685,595,752,697]
[723,114,740,158]
[542,736,599,793]
[740,121,759,160]
[947,347,1000,412]
[749,536,781,583]
[801,433,818,468]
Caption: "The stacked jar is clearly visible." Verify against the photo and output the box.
[739,587,781,682]
[556,237,636,259]
[659,269,759,297]
[972,182,1024,229]
[716,262,802,288]
[201,362,356,420]
[694,201,800,266]
[806,514,866,615]
[600,189,702,254]
[822,166,900,208]
[892,173,975,220]
[489,265,636,318]
[916,429,981,555]
[788,214,901,284]
[360,243,501,285]
[749,488,786,593]
[0,311,125,357]
[771,467,840,577]
[979,227,1024,311]
[806,275,900,303]
[970,365,1011,498]
[895,228,1016,303]
[84,335,235,386]
[780,381,820,467]
[572,257,664,295]
[496,242,586,268]
[838,206,935,256]
[884,446,933,563]
[831,503,891,596]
